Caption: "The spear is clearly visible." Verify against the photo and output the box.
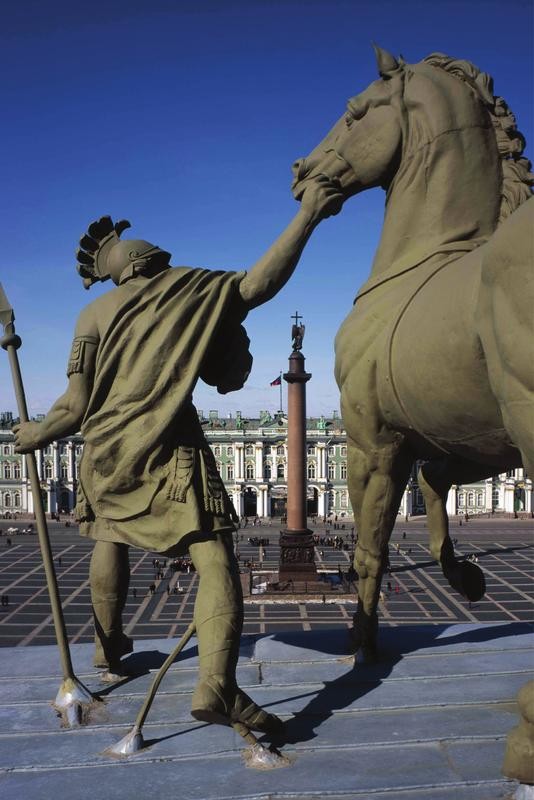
[0,282,97,726]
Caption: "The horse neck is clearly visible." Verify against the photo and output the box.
[370,124,502,278]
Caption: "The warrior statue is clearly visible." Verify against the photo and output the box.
[13,175,341,734]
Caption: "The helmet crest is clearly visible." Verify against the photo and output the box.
[76,216,131,289]
[76,217,171,288]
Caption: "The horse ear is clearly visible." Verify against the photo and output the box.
[373,43,400,76]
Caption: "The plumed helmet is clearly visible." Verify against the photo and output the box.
[106,239,171,280]
[75,216,170,289]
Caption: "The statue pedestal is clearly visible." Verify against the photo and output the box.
[278,529,318,582]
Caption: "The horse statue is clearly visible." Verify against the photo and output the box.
[291,47,533,660]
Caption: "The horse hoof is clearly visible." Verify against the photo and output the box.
[355,646,379,665]
[447,560,486,602]
[459,560,486,601]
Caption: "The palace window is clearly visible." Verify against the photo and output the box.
[227,463,234,480]
[276,445,285,456]
[477,492,484,507]
[307,445,316,456]
[328,463,335,480]
[61,464,68,479]
[14,463,21,479]
[340,491,348,508]
[264,462,272,479]
[3,463,11,479]
[245,463,255,480]
[277,463,285,479]
[213,446,221,456]
[467,491,474,506]
[307,462,316,480]
[4,493,11,507]
[458,493,465,507]
[45,463,53,479]
[60,444,68,455]
[340,463,347,480]
[340,446,347,456]
[245,445,254,456]
[13,492,21,507]
[328,446,335,456]
[227,446,233,457]
[3,445,10,455]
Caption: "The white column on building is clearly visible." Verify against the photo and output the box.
[257,485,268,517]
[484,479,493,512]
[317,444,326,480]
[255,442,263,481]
[446,486,457,516]
[235,444,244,481]
[53,443,60,479]
[36,449,42,480]
[526,485,533,514]
[232,488,243,517]
[318,489,327,518]
[67,441,75,482]
[504,477,516,513]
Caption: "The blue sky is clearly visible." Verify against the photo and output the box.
[1,0,532,419]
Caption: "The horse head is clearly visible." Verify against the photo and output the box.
[292,46,406,202]
[293,48,531,275]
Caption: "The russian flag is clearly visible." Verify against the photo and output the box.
[270,375,282,386]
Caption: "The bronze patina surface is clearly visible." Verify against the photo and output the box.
[13,176,343,733]
[291,45,533,659]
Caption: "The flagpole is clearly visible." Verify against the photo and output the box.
[279,371,283,413]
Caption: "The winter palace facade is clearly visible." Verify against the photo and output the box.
[0,410,531,520]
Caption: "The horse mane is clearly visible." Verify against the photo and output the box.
[423,53,534,223]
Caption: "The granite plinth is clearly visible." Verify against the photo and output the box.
[0,622,532,799]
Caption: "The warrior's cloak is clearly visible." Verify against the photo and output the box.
[77,266,250,552]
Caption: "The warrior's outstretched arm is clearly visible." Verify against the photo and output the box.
[239,175,342,309]
[14,306,98,453]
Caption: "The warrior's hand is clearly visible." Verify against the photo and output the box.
[13,422,44,453]
[299,174,344,220]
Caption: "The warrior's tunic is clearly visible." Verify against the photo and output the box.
[75,266,251,553]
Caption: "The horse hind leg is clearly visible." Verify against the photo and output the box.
[418,458,489,602]
[347,434,413,661]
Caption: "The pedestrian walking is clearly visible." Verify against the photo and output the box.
[149,583,156,595]
[132,587,137,599]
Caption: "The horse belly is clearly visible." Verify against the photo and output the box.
[383,252,515,460]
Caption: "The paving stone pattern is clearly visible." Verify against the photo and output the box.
[0,518,532,648]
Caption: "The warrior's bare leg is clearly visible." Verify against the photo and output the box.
[189,533,282,733]
[90,541,132,672]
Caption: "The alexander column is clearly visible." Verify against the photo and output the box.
[278,312,318,584]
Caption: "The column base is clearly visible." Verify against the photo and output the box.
[278,529,318,581]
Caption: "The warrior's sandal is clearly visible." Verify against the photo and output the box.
[191,680,283,734]
[93,633,134,670]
